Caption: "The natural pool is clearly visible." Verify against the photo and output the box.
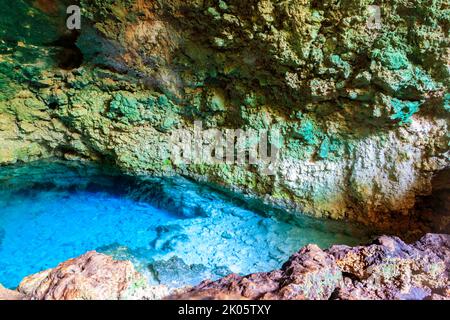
[0,161,372,289]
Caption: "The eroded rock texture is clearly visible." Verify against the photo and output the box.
[171,233,450,300]
[17,251,169,300]
[0,0,448,234]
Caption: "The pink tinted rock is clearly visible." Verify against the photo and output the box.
[17,251,146,300]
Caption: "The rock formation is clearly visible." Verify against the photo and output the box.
[17,251,169,300]
[0,0,448,236]
[0,0,448,301]
[1,234,448,300]
[171,233,450,300]
[0,284,24,300]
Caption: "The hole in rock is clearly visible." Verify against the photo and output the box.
[402,106,410,113]
[47,101,59,110]
[0,160,372,289]
[49,31,83,70]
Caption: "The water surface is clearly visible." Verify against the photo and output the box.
[0,161,371,289]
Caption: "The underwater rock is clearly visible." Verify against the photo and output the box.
[170,234,450,300]
[151,226,190,252]
[17,251,168,300]
[149,256,221,289]
[149,256,232,289]
[129,178,219,219]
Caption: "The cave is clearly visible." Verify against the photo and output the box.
[0,0,448,304]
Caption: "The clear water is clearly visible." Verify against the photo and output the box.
[0,161,372,289]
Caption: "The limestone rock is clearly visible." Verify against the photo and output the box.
[329,234,449,300]
[0,284,24,300]
[17,251,167,300]
[171,244,342,300]
[171,234,450,300]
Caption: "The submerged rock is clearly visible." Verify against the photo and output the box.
[329,233,450,300]
[149,256,212,288]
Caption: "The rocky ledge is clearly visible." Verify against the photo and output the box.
[1,251,170,300]
[1,233,448,300]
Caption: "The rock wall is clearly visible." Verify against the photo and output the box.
[0,0,448,234]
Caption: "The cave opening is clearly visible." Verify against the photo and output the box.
[49,30,83,70]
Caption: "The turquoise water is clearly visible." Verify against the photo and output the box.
[0,161,371,289]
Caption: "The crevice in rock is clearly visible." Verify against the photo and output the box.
[48,31,83,70]
[413,168,450,234]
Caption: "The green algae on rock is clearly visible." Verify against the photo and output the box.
[0,0,448,236]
